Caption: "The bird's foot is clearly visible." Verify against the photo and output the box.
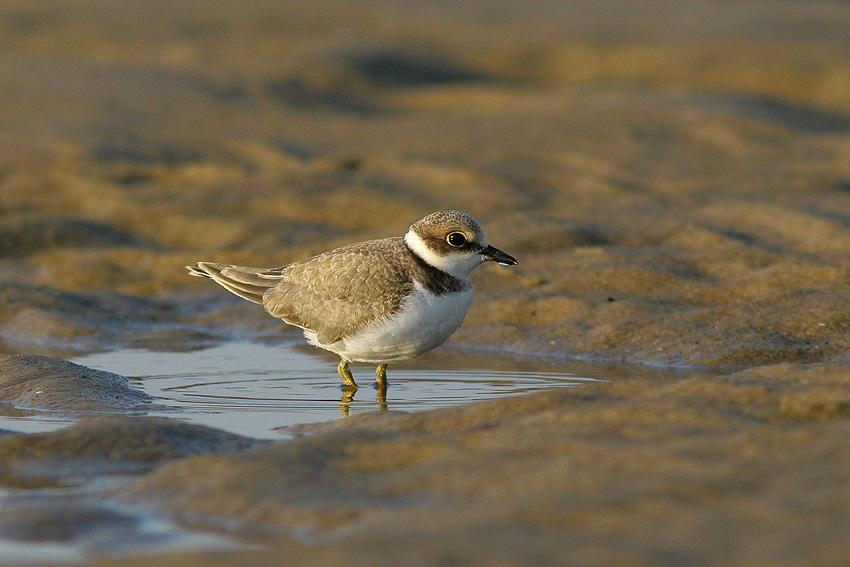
[338,359,358,389]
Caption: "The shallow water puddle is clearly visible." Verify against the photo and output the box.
[0,487,237,566]
[0,341,594,564]
[68,341,595,439]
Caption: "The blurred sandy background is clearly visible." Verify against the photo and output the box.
[3,0,850,365]
[1,1,850,566]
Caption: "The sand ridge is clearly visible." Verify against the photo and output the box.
[0,0,850,565]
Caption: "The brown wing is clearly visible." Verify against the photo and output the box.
[262,237,414,344]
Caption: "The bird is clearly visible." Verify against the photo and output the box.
[187,210,517,390]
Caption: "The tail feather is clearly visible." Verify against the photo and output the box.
[187,266,212,278]
[186,261,281,304]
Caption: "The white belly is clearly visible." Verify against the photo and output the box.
[305,283,473,364]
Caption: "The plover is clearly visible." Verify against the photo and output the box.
[187,210,516,390]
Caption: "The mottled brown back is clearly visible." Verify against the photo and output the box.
[263,237,417,344]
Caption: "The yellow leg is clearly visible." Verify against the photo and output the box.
[338,358,358,389]
[375,364,388,410]
[375,363,388,387]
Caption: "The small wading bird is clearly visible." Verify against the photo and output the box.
[187,210,517,399]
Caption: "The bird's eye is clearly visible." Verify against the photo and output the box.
[446,232,467,247]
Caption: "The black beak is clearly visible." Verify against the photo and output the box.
[483,245,517,266]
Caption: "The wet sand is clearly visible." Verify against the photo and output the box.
[2,0,850,565]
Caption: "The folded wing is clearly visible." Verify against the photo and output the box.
[187,237,415,345]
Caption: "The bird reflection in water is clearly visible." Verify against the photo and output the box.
[339,382,388,417]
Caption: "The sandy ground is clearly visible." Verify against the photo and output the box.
[1,0,850,565]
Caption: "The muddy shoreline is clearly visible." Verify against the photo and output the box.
[2,0,850,565]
